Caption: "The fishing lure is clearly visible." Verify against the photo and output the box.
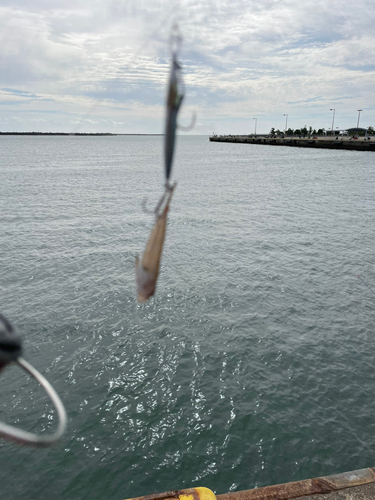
[136,27,185,302]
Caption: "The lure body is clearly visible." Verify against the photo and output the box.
[164,56,184,182]
[135,187,175,302]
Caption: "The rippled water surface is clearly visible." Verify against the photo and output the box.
[1,135,375,500]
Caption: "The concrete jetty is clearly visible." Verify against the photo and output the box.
[209,134,375,152]
[216,467,375,499]
[126,467,375,500]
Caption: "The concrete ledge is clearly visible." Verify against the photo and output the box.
[209,135,375,152]
[125,469,375,500]
[216,468,375,500]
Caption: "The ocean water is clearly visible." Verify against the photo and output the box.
[0,135,374,500]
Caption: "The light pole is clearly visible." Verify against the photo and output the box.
[357,109,362,129]
[330,108,335,137]
[253,117,257,135]
[283,114,288,133]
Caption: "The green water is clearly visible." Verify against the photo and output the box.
[0,135,374,499]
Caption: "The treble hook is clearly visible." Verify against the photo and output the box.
[141,182,177,218]
[178,111,196,131]
[141,197,157,216]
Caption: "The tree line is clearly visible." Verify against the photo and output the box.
[269,126,375,136]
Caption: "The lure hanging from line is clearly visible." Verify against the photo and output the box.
[136,27,185,302]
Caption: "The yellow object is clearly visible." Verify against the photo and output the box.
[180,488,216,500]
[124,487,216,500]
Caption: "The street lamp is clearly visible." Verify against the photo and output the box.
[357,109,362,129]
[283,114,288,133]
[253,117,257,135]
[330,109,335,137]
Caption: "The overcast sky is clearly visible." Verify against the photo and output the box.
[1,0,374,134]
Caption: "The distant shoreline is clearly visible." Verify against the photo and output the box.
[0,132,163,136]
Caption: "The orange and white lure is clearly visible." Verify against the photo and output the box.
[135,185,176,302]
[136,27,185,302]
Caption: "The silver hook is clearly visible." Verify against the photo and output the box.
[141,190,168,218]
[177,111,196,131]
[141,183,177,218]
[141,197,157,216]
[0,357,67,447]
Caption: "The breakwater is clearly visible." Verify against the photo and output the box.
[209,134,375,151]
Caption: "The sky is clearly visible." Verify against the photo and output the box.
[0,0,374,135]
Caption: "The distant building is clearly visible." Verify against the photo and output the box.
[345,127,368,136]
[324,129,345,136]
[324,127,368,137]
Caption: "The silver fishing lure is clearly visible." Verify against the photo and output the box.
[136,27,186,302]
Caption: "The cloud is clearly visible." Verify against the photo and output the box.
[0,0,374,133]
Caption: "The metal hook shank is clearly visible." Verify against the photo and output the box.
[177,111,196,131]
[0,357,67,447]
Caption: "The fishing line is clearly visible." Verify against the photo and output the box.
[357,274,375,298]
